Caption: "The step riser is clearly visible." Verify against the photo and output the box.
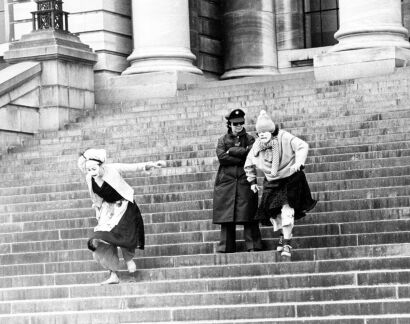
[18,118,410,152]
[1,301,409,323]
[1,255,410,284]
[1,286,406,314]
[2,232,410,264]
[2,219,409,247]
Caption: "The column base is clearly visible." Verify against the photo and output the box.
[314,47,410,81]
[95,71,204,104]
[122,48,203,76]
[221,67,279,80]
[122,61,203,75]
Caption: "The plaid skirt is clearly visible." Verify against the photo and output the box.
[255,171,317,226]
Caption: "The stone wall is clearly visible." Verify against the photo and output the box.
[9,0,132,87]
[189,0,223,77]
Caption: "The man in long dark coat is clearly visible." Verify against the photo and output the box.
[212,109,263,253]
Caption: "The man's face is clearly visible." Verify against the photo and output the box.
[258,131,272,143]
[230,119,244,134]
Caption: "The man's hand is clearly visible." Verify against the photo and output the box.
[251,184,259,193]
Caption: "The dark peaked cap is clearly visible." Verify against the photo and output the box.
[225,109,245,122]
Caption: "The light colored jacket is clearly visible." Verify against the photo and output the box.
[85,162,148,207]
[244,130,308,183]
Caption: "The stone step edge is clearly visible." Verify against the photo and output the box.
[81,88,406,119]
[1,190,409,216]
[2,193,409,218]
[2,182,410,210]
[3,152,410,187]
[17,107,410,150]
[0,175,408,205]
[2,232,410,258]
[89,91,408,118]
[2,207,407,231]
[1,168,408,197]
[4,143,410,170]
[0,298,409,318]
[1,284,408,307]
[1,218,408,242]
[4,131,410,164]
[1,267,409,292]
[49,105,410,136]
[24,115,410,149]
[1,250,409,276]
[121,313,410,324]
[8,127,408,167]
[1,254,409,283]
[1,242,409,268]
[3,135,410,167]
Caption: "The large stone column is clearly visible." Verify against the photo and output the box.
[314,0,410,81]
[122,0,202,75]
[275,0,304,50]
[221,0,278,79]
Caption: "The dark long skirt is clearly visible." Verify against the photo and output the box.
[89,201,145,251]
[256,171,317,226]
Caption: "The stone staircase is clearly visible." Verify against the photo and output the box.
[0,70,410,323]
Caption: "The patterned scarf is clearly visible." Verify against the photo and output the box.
[254,137,280,176]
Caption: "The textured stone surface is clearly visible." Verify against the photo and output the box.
[1,67,410,323]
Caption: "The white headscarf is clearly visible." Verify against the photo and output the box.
[78,148,107,173]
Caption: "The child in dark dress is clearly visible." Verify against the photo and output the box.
[78,148,165,284]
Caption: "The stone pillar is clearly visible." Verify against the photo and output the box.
[221,0,278,79]
[122,0,202,75]
[275,0,304,50]
[314,0,410,81]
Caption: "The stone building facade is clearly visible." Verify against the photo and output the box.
[2,0,410,82]
[1,0,410,146]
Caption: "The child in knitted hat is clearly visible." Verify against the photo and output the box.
[244,110,317,258]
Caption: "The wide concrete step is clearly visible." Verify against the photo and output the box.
[44,108,410,152]
[1,181,410,214]
[0,285,406,311]
[0,284,408,315]
[5,132,410,174]
[69,89,403,126]
[79,90,409,128]
[8,97,409,146]
[4,141,410,182]
[1,243,409,287]
[1,300,410,324]
[16,118,410,158]
[1,191,409,223]
[57,98,409,134]
[3,128,410,172]
[1,172,410,207]
[1,170,410,206]
[2,243,409,281]
[2,147,410,185]
[124,316,410,324]
[1,217,408,248]
[1,152,410,196]
[1,229,410,264]
[1,204,408,238]
[19,107,410,150]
